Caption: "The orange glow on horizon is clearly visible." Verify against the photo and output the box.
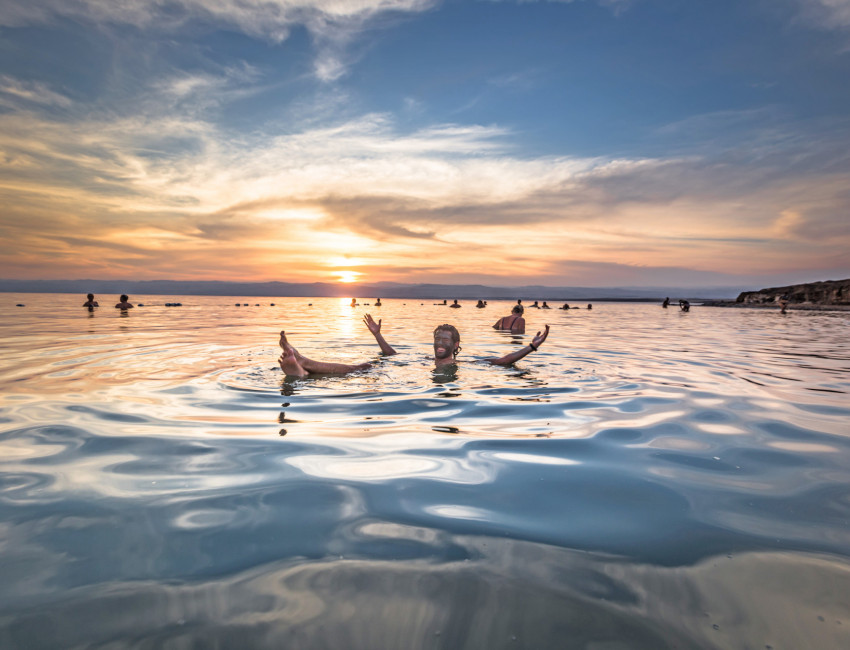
[335,270,361,283]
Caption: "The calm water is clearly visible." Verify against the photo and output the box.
[1,294,849,649]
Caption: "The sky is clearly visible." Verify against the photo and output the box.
[1,0,849,289]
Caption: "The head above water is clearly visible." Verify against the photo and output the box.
[433,324,461,359]
[120,294,128,302]
[87,293,94,300]
[512,304,524,315]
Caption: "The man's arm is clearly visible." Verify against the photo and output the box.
[486,325,549,366]
[364,314,397,355]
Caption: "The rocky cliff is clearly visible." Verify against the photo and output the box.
[736,278,850,306]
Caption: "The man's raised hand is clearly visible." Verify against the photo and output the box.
[532,325,550,350]
[363,314,382,335]
[364,313,397,355]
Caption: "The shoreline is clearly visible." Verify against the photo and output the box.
[700,301,850,312]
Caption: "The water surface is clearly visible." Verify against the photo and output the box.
[1,295,849,648]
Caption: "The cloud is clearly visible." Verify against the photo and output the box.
[487,70,541,91]
[155,63,263,100]
[1,61,849,285]
[539,259,759,288]
[0,0,435,36]
[794,0,850,30]
[0,75,73,109]
[0,0,437,81]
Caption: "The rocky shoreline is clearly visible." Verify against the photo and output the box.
[701,278,850,311]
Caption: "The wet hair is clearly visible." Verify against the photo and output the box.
[120,294,128,302]
[433,324,462,357]
[87,293,94,300]
[512,304,524,315]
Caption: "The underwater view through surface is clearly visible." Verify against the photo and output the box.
[1,294,849,648]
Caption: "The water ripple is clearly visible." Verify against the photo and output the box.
[1,297,849,647]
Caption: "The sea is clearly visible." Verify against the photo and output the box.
[1,294,848,649]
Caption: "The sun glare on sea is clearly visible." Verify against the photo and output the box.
[335,270,361,283]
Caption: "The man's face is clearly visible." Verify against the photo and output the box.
[433,330,456,359]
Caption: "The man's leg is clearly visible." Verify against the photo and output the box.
[279,331,372,375]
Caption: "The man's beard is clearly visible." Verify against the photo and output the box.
[434,344,454,359]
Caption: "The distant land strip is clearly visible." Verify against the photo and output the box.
[0,279,745,301]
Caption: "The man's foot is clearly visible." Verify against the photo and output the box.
[279,330,306,361]
[279,347,308,377]
[279,330,293,352]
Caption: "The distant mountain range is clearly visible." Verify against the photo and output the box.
[0,279,745,300]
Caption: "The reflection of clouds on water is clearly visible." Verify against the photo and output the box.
[3,423,850,646]
[2,537,848,649]
[487,451,579,466]
[288,454,445,480]
[425,504,495,521]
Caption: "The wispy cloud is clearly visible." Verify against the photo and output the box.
[0,75,72,109]
[487,70,541,91]
[155,63,263,100]
[2,80,848,286]
[794,0,850,30]
[1,0,848,288]
[1,18,849,287]
[0,0,437,81]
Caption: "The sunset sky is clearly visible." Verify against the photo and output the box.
[1,0,849,288]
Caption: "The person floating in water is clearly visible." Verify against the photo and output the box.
[587,304,592,310]
[541,301,551,309]
[679,299,690,312]
[375,298,382,306]
[450,299,461,308]
[493,304,526,334]
[278,315,550,376]
[560,303,570,310]
[779,293,789,314]
[662,297,670,308]
[83,293,99,308]
[475,300,486,308]
[531,301,540,309]
[115,294,134,310]
[435,299,447,305]
[350,298,358,307]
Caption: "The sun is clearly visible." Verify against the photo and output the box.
[335,270,361,283]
